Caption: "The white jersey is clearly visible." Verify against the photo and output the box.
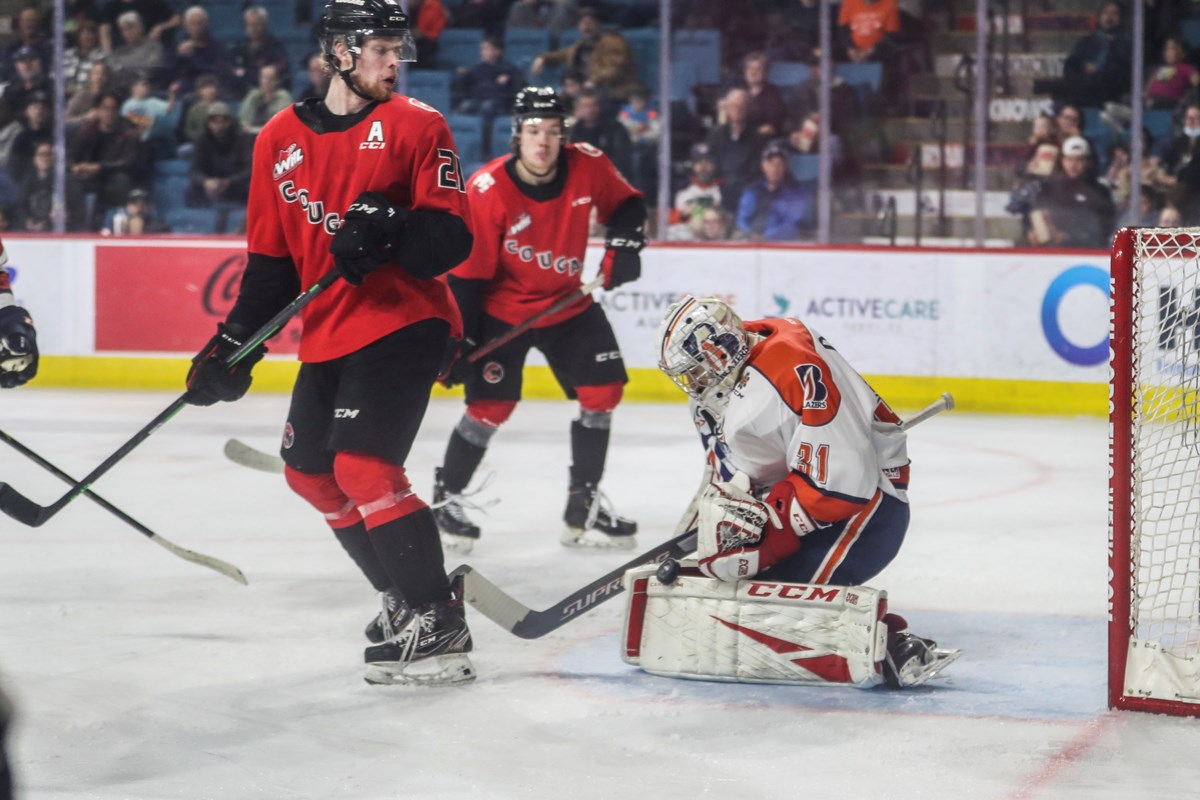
[692,317,909,525]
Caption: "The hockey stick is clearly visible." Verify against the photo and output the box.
[222,274,610,475]
[454,392,955,639]
[0,428,248,584]
[223,438,285,474]
[466,275,605,364]
[0,271,342,527]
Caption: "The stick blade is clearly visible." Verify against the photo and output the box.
[223,439,285,474]
[0,482,50,527]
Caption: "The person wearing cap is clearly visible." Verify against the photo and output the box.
[0,7,48,81]
[531,6,638,102]
[735,139,812,242]
[1027,134,1115,248]
[102,187,167,235]
[186,100,252,208]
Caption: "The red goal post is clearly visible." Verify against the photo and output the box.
[1110,226,1200,716]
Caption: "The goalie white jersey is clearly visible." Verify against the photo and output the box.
[695,317,910,525]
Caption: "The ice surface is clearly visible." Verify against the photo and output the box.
[0,389,1197,799]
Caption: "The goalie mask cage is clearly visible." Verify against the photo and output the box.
[1110,226,1200,716]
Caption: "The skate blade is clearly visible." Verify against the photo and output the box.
[900,648,962,688]
[560,526,638,550]
[364,653,477,686]
[440,533,476,554]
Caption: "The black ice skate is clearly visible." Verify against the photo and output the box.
[561,481,638,550]
[883,631,962,689]
[364,589,406,644]
[363,578,475,686]
[432,467,481,554]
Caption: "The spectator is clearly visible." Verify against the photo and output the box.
[17,142,87,231]
[740,52,786,139]
[838,0,900,64]
[408,0,447,68]
[69,90,144,227]
[102,187,167,234]
[63,20,107,95]
[108,10,165,91]
[451,0,512,36]
[532,6,638,102]
[617,84,658,196]
[1160,202,1183,227]
[180,72,220,146]
[1158,102,1200,218]
[1028,135,1115,248]
[1,7,49,79]
[98,0,179,53]
[121,74,181,158]
[170,6,228,95]
[671,142,722,228]
[9,91,52,182]
[569,87,634,180]
[693,206,732,241]
[453,35,524,116]
[1017,112,1060,180]
[706,86,764,215]
[1,47,51,129]
[66,60,114,127]
[1146,35,1198,110]
[230,6,291,94]
[1059,1,1132,109]
[735,139,812,241]
[295,52,330,101]
[238,63,291,136]
[506,0,579,44]
[186,101,252,208]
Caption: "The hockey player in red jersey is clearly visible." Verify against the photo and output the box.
[0,238,37,388]
[184,0,476,686]
[655,295,959,687]
[434,86,648,552]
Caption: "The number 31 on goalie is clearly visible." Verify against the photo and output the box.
[793,442,829,484]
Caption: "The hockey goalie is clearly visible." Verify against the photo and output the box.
[621,295,959,688]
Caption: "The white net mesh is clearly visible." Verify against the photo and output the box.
[1130,229,1200,658]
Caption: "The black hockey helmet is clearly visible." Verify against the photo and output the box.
[511,86,568,147]
[320,0,416,63]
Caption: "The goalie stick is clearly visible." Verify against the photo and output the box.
[0,428,247,584]
[455,392,955,639]
[0,271,341,527]
[222,275,611,475]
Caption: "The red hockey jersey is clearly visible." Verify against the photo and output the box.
[453,142,641,327]
[247,96,469,362]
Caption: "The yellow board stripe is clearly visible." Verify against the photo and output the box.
[30,356,1108,417]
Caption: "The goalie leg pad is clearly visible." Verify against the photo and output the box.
[621,564,887,687]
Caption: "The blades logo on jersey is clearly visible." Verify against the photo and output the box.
[273,144,304,180]
[794,364,829,410]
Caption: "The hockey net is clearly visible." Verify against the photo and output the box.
[1110,227,1200,716]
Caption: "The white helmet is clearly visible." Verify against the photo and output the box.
[656,295,750,409]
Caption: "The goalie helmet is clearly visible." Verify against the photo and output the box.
[657,295,751,410]
[511,86,568,149]
[320,0,416,64]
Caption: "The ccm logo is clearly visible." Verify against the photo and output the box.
[595,351,621,362]
[360,141,386,150]
[746,583,840,602]
[334,408,360,419]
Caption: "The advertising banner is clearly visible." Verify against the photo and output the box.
[94,241,302,354]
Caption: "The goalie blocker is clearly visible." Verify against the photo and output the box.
[621,564,959,688]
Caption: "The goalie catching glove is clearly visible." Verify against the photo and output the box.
[599,229,645,289]
[185,323,267,406]
[696,472,821,581]
[330,191,408,285]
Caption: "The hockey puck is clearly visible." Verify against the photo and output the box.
[656,558,681,585]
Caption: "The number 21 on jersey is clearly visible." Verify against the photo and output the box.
[437,148,466,193]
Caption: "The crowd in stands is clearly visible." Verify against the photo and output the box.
[4,0,1200,246]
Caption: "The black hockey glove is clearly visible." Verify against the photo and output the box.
[0,304,37,388]
[438,337,478,389]
[185,323,267,407]
[330,192,408,286]
[600,229,646,289]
